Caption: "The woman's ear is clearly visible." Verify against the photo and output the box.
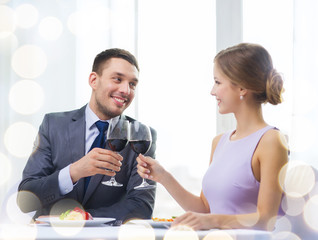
[239,87,248,97]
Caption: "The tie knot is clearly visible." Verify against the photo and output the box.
[95,120,109,133]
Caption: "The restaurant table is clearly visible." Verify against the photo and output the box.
[0,221,277,240]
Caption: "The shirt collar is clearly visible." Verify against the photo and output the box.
[85,104,120,130]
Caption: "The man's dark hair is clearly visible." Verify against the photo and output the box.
[92,48,139,75]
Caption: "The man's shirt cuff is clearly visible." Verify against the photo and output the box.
[58,165,75,195]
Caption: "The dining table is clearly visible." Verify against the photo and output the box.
[0,218,284,240]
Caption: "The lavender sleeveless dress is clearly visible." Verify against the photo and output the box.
[202,126,275,214]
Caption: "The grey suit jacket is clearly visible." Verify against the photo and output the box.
[17,105,157,221]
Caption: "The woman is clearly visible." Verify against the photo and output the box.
[137,43,289,230]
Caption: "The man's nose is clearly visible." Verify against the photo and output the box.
[119,81,130,95]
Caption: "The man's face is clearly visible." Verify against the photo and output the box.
[89,58,139,120]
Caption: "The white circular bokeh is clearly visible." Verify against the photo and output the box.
[6,192,34,224]
[303,194,318,231]
[281,195,306,216]
[279,161,315,198]
[9,80,44,115]
[38,16,63,41]
[15,4,39,29]
[0,33,18,55]
[202,231,234,240]
[0,152,12,186]
[272,231,301,240]
[11,44,47,79]
[0,5,16,39]
[4,122,37,158]
[0,224,37,240]
[118,220,155,240]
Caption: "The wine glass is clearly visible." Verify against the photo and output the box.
[102,118,129,187]
[129,121,155,190]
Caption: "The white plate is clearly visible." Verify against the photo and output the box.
[129,219,172,228]
[36,217,116,227]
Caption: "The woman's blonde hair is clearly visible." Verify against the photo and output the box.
[214,43,284,105]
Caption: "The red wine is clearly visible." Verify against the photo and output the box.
[106,139,128,152]
[130,140,151,154]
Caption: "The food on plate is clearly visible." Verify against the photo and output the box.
[152,217,175,222]
[59,207,93,220]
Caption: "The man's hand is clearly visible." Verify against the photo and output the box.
[70,148,123,183]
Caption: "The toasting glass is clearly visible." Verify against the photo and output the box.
[129,121,155,190]
[102,118,129,187]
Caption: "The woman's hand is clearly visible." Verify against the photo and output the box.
[136,154,166,183]
[172,211,214,231]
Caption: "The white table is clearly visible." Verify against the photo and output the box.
[0,222,274,240]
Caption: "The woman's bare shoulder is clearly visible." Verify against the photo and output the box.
[212,133,224,146]
[261,128,288,149]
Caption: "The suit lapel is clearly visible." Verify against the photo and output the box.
[68,106,86,202]
[82,174,104,205]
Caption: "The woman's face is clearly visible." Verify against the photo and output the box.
[211,63,241,114]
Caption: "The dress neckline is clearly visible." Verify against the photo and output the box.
[228,125,272,142]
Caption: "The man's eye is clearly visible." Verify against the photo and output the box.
[130,82,137,88]
[114,77,121,82]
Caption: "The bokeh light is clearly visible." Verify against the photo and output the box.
[303,194,318,231]
[0,5,16,39]
[48,199,85,236]
[9,80,44,115]
[281,195,306,216]
[4,121,37,158]
[202,231,234,240]
[164,226,199,240]
[0,224,37,240]
[0,0,11,4]
[272,215,292,233]
[15,4,39,29]
[11,44,47,79]
[272,231,301,240]
[118,220,155,240]
[309,181,318,198]
[6,192,34,224]
[67,7,110,36]
[38,16,63,41]
[279,161,315,198]
[0,152,12,186]
[0,33,18,55]
[289,116,316,153]
[236,208,259,228]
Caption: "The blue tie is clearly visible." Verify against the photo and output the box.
[84,121,109,192]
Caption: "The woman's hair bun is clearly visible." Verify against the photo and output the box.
[265,69,284,105]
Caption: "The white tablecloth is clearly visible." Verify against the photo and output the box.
[0,222,275,240]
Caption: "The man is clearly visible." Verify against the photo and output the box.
[17,48,157,222]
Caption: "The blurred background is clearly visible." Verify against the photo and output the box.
[0,0,318,236]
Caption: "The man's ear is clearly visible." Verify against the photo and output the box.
[89,72,98,89]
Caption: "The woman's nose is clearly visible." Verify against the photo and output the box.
[210,85,216,96]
